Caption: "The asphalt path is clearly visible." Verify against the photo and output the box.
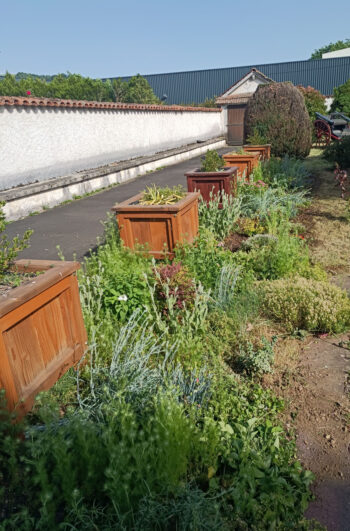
[5,147,232,262]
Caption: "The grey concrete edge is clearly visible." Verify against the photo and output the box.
[3,136,226,221]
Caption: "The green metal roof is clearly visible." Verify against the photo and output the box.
[110,57,350,104]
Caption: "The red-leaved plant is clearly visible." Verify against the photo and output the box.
[334,163,348,199]
[154,262,196,317]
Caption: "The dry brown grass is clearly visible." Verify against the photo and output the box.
[302,149,350,274]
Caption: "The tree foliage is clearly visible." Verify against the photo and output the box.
[310,39,350,59]
[331,78,350,115]
[0,72,160,104]
[112,74,160,104]
[297,85,327,121]
[244,82,312,158]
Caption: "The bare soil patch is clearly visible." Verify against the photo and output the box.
[264,333,350,531]
[261,151,350,530]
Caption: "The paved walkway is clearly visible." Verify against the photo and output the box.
[6,147,231,261]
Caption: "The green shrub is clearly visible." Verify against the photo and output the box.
[246,127,268,145]
[244,82,312,158]
[175,229,251,291]
[238,184,309,220]
[235,336,277,376]
[259,277,350,332]
[240,220,325,281]
[200,150,223,172]
[198,192,242,240]
[323,137,350,168]
[0,201,32,280]
[331,78,350,116]
[80,219,152,323]
[298,85,327,122]
[261,155,312,189]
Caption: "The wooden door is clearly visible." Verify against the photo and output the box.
[227,105,246,145]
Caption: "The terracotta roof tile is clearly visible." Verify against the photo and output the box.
[216,92,253,105]
[0,95,221,113]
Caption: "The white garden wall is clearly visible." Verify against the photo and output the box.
[0,97,225,191]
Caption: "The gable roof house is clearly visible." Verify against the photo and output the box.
[108,56,350,145]
[216,69,274,144]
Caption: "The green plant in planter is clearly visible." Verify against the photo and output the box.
[235,148,253,156]
[0,201,32,281]
[200,150,223,172]
[246,127,268,145]
[140,184,186,205]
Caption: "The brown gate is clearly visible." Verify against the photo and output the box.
[227,105,246,145]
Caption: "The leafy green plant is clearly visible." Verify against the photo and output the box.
[240,219,322,280]
[0,201,32,281]
[200,150,223,172]
[198,192,242,240]
[236,336,277,376]
[146,266,209,345]
[234,148,252,156]
[246,127,268,145]
[259,276,350,333]
[331,78,350,115]
[175,229,238,291]
[324,137,350,168]
[261,155,312,189]
[140,184,186,205]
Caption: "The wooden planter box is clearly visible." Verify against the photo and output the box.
[0,260,87,414]
[112,192,200,259]
[243,144,271,161]
[222,151,260,181]
[185,166,238,206]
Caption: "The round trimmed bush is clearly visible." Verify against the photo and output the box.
[245,82,312,158]
[258,277,350,333]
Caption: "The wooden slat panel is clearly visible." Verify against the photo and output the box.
[4,317,45,394]
[33,292,70,367]
[0,264,87,414]
[0,277,71,332]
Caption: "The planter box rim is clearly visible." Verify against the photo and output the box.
[243,143,271,148]
[0,259,80,318]
[185,166,238,177]
[112,191,200,213]
[223,151,260,158]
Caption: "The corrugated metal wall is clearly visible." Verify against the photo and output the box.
[108,57,350,104]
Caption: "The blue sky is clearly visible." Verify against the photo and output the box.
[1,0,349,78]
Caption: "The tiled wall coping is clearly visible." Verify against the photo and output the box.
[0,96,221,113]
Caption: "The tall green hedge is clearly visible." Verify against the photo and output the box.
[244,82,312,158]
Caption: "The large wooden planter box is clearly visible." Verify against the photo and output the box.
[185,166,238,205]
[243,144,271,161]
[222,151,260,181]
[0,260,87,414]
[112,192,200,259]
